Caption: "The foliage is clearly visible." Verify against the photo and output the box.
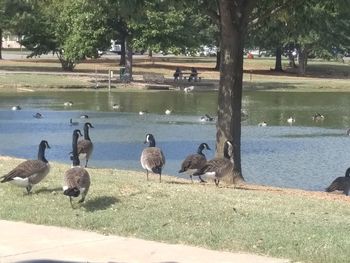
[130,1,218,55]
[247,0,350,67]
[15,0,110,71]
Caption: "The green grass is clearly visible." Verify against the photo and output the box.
[1,157,350,263]
[1,55,349,92]
[0,73,90,88]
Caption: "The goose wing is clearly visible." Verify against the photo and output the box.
[141,147,165,170]
[1,160,48,182]
[77,140,93,154]
[326,177,350,192]
[194,158,232,178]
[64,167,90,189]
[180,154,206,172]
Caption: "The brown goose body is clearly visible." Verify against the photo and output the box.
[140,134,165,182]
[179,143,210,183]
[77,122,94,167]
[63,129,91,207]
[326,168,350,196]
[63,167,90,203]
[0,140,50,193]
[193,141,234,186]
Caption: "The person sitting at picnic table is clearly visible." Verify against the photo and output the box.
[189,67,198,82]
[173,67,182,81]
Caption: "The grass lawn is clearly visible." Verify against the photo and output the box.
[0,55,349,92]
[0,156,349,263]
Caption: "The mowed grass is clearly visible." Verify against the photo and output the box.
[1,55,349,92]
[0,157,350,263]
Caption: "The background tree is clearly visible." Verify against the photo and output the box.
[16,0,110,71]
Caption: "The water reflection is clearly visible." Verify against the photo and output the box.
[1,90,350,192]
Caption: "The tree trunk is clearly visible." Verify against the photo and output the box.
[298,47,308,75]
[274,46,283,71]
[215,50,220,70]
[288,53,296,68]
[216,0,256,184]
[125,35,133,80]
[0,29,3,60]
[120,35,126,66]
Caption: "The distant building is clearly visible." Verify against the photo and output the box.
[1,34,21,49]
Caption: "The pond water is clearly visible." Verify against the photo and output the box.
[1,90,350,192]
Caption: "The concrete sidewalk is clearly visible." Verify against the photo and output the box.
[0,220,289,263]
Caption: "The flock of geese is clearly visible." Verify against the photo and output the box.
[258,113,325,127]
[2,105,349,209]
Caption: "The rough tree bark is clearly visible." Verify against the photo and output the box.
[119,34,126,66]
[298,47,308,75]
[125,35,133,80]
[274,46,283,71]
[216,0,257,184]
[0,29,2,60]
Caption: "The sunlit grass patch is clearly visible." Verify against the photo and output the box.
[0,156,350,262]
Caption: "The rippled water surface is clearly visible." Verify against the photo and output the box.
[1,90,350,191]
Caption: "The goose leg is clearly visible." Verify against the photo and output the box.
[190,175,193,183]
[26,185,32,194]
[85,159,89,168]
[78,193,86,203]
[159,172,162,183]
[214,178,220,187]
[69,196,74,209]
[146,170,149,181]
[199,176,206,183]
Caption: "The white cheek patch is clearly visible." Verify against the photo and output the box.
[10,177,30,187]
[63,186,69,191]
[80,187,86,193]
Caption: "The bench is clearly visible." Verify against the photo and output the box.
[175,72,201,82]
[143,73,165,83]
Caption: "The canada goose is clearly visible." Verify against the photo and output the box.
[312,113,325,122]
[64,101,73,106]
[200,114,214,122]
[347,129,350,136]
[11,105,21,111]
[193,140,235,187]
[63,129,90,208]
[258,121,267,127]
[69,118,79,126]
[178,143,211,183]
[139,110,148,115]
[140,134,165,182]
[77,122,94,167]
[80,114,89,119]
[165,109,172,115]
[0,140,51,194]
[112,104,121,110]
[33,112,43,119]
[287,116,295,124]
[325,168,350,196]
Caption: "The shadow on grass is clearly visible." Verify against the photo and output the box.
[165,180,192,185]
[35,186,62,195]
[83,196,119,212]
